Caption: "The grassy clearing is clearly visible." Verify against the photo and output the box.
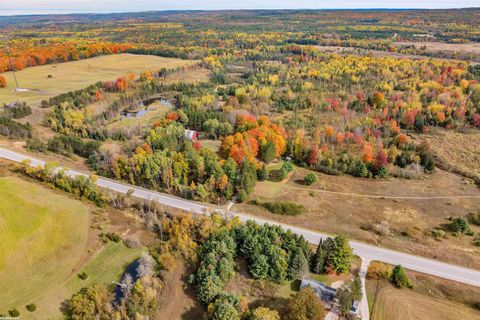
[107,100,171,130]
[237,166,480,269]
[199,139,221,153]
[0,53,195,105]
[28,242,144,320]
[0,176,89,314]
[413,128,480,181]
[370,285,480,320]
[366,263,480,320]
[395,41,480,55]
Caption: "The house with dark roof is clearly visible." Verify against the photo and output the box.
[300,278,336,302]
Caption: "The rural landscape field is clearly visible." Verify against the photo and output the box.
[0,1,480,320]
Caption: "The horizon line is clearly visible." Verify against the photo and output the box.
[1,7,479,17]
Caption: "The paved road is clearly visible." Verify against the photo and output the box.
[1,147,480,288]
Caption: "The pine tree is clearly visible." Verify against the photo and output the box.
[351,275,363,301]
[258,164,269,181]
[328,235,353,274]
[391,265,413,288]
[288,247,309,279]
[337,285,353,315]
[311,239,325,274]
[261,141,276,163]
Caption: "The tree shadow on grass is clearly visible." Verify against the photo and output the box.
[249,297,290,317]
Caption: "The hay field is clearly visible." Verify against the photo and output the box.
[0,176,89,313]
[0,53,195,105]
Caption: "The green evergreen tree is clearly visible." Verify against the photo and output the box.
[337,285,353,315]
[351,275,363,301]
[287,247,309,279]
[261,141,276,163]
[258,164,269,181]
[311,239,326,274]
[391,265,413,288]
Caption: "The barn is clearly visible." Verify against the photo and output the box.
[184,129,199,141]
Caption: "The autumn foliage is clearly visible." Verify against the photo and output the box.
[0,41,131,73]
[221,115,286,164]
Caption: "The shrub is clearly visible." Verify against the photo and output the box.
[430,229,445,239]
[282,161,294,172]
[237,189,248,203]
[277,167,289,180]
[304,173,317,185]
[261,201,305,216]
[26,303,36,312]
[0,117,31,138]
[26,138,47,152]
[258,164,269,181]
[47,134,101,158]
[78,272,88,280]
[467,212,480,226]
[8,309,20,317]
[391,265,413,288]
[250,307,280,320]
[105,232,121,242]
[449,217,470,234]
[367,262,392,280]
[3,102,32,119]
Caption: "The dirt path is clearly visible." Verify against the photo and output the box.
[287,185,480,200]
[157,262,203,320]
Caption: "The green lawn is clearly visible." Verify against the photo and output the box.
[32,242,144,320]
[0,176,89,313]
[0,53,195,105]
[66,241,144,293]
[0,176,143,319]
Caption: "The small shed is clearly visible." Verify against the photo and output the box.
[184,129,199,141]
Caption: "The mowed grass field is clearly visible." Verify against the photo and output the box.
[0,53,195,105]
[370,287,480,320]
[367,278,480,320]
[32,242,144,320]
[0,176,89,313]
[0,175,144,319]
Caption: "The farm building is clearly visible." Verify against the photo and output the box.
[184,129,199,140]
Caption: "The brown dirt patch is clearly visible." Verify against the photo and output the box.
[157,261,204,320]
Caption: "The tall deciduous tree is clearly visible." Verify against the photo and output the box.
[286,287,325,320]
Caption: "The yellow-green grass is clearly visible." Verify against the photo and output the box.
[107,101,170,130]
[200,139,222,153]
[0,53,195,105]
[368,281,480,320]
[31,242,144,320]
[0,176,89,313]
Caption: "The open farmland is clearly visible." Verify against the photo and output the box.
[413,128,480,183]
[0,53,195,105]
[369,286,480,320]
[395,41,480,55]
[0,176,89,314]
[366,261,480,320]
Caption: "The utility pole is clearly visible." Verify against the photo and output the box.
[6,46,20,91]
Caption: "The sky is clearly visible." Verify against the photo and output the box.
[1,0,479,15]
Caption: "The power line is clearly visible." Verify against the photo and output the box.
[6,46,20,90]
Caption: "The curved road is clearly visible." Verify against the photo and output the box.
[1,147,480,288]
